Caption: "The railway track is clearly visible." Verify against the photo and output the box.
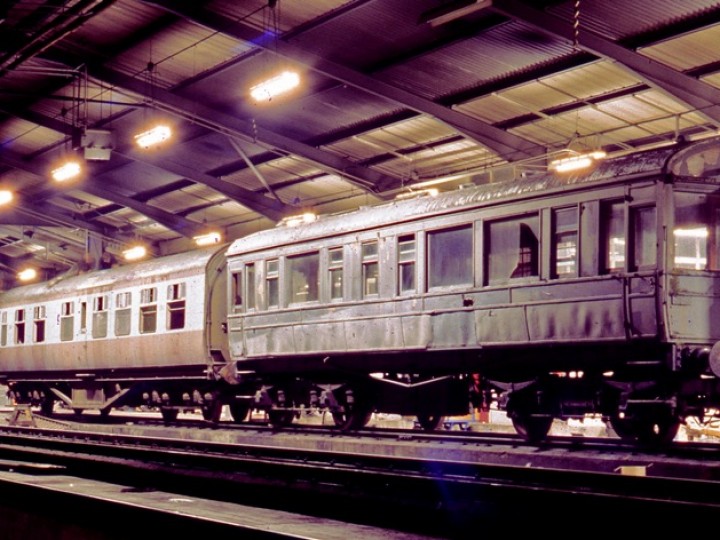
[1,411,720,535]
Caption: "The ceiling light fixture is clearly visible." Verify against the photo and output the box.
[278,212,317,228]
[122,245,147,261]
[0,190,13,205]
[17,268,38,282]
[250,70,300,102]
[134,125,172,149]
[549,150,606,173]
[193,231,222,246]
[51,158,82,182]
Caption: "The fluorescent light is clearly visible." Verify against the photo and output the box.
[0,190,13,205]
[550,156,593,173]
[193,231,222,246]
[122,245,147,261]
[549,150,607,173]
[395,188,439,200]
[250,71,300,102]
[277,212,317,228]
[134,125,171,148]
[17,268,37,282]
[674,227,708,238]
[51,159,82,182]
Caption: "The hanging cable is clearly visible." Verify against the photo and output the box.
[572,0,581,50]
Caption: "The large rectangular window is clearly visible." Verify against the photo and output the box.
[429,225,473,288]
[60,301,74,342]
[92,295,108,338]
[674,192,720,270]
[631,206,656,269]
[167,283,186,330]
[115,292,131,336]
[398,235,416,294]
[288,252,319,303]
[33,306,46,343]
[362,241,379,297]
[602,201,625,272]
[329,248,343,300]
[486,216,538,284]
[266,260,279,308]
[552,207,578,278]
[139,287,157,334]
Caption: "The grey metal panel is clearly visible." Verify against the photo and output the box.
[527,299,626,342]
[667,274,720,341]
[511,277,623,303]
[475,306,530,343]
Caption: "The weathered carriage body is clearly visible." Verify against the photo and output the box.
[0,246,228,415]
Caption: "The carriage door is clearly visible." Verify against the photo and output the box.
[626,203,660,338]
[227,265,246,359]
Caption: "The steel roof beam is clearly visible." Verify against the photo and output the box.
[87,63,396,198]
[141,0,542,161]
[0,151,204,238]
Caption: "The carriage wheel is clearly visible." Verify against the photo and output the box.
[39,397,54,416]
[201,400,222,422]
[416,414,444,431]
[634,417,681,445]
[161,407,179,422]
[268,409,295,427]
[610,412,680,446]
[511,414,553,442]
[332,408,372,430]
[229,402,250,423]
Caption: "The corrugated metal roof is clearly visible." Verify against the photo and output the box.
[3,0,720,281]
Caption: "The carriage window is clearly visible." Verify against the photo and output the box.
[139,287,157,334]
[231,271,243,308]
[329,248,343,300]
[80,301,87,333]
[487,216,538,284]
[14,309,25,345]
[632,206,656,269]
[429,225,473,288]
[553,207,578,278]
[266,260,279,308]
[92,295,108,338]
[115,292,131,336]
[288,252,319,304]
[674,192,720,270]
[60,301,74,342]
[0,312,6,346]
[398,235,416,294]
[247,263,256,310]
[167,283,186,330]
[602,201,625,272]
[362,241,379,297]
[33,306,46,343]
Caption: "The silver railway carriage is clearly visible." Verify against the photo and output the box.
[2,136,720,444]
[0,246,229,421]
